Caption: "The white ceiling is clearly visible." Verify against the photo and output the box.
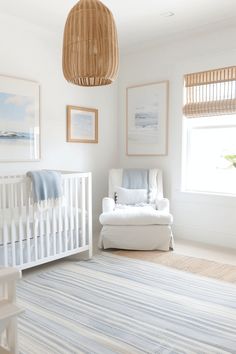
[0,0,236,50]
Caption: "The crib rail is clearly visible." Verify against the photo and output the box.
[0,171,92,270]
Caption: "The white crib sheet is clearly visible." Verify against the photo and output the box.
[0,206,84,245]
[0,207,33,226]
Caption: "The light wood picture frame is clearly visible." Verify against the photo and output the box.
[126,80,169,156]
[67,105,98,143]
[0,75,40,162]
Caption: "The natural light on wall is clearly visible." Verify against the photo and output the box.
[183,66,236,196]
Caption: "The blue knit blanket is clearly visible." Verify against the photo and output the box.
[26,170,62,205]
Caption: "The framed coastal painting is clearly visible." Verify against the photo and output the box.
[67,105,98,143]
[126,81,169,156]
[0,75,40,162]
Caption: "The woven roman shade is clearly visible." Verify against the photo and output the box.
[183,66,236,118]
[63,0,119,87]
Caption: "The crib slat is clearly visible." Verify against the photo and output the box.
[10,183,14,210]
[64,179,68,252]
[52,208,57,256]
[10,184,16,267]
[11,221,16,267]
[2,182,8,267]
[81,177,86,247]
[33,210,38,262]
[26,217,31,263]
[46,210,50,257]
[18,183,24,266]
[3,224,8,267]
[87,173,93,258]
[74,177,79,248]
[26,183,31,264]
[69,177,74,250]
[58,203,62,254]
[18,219,24,266]
[39,211,44,259]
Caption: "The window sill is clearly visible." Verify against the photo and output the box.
[181,189,236,198]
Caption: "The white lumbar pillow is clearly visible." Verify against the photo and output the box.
[116,187,147,205]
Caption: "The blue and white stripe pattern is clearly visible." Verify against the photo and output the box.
[17,253,236,354]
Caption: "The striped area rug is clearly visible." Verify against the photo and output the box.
[17,253,236,354]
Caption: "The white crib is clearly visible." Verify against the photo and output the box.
[0,171,92,270]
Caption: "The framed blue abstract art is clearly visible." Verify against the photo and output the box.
[0,75,40,162]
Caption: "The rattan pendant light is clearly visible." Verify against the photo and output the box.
[62,0,119,86]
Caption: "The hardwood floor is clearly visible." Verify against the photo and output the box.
[103,237,236,284]
[111,249,236,284]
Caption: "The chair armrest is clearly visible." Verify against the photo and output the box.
[102,197,115,213]
[156,198,170,213]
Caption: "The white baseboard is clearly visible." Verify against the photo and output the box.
[173,224,236,250]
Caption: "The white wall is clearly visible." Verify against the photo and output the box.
[0,14,118,230]
[118,25,236,249]
[1,12,236,249]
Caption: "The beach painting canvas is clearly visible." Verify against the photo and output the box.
[127,81,168,156]
[67,106,98,143]
[0,76,40,161]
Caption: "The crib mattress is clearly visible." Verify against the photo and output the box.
[0,206,84,245]
[0,207,33,226]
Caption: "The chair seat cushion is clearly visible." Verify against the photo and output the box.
[99,205,173,226]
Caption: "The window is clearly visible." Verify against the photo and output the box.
[183,67,236,196]
[183,115,236,195]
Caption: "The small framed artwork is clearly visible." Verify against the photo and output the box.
[67,105,98,143]
[0,75,40,162]
[126,81,169,156]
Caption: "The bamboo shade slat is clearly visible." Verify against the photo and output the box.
[185,67,236,87]
[183,66,236,118]
[62,0,119,87]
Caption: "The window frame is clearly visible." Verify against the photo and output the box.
[182,115,236,197]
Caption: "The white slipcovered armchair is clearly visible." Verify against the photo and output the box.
[99,168,174,251]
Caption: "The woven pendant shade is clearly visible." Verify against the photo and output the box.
[63,0,119,86]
